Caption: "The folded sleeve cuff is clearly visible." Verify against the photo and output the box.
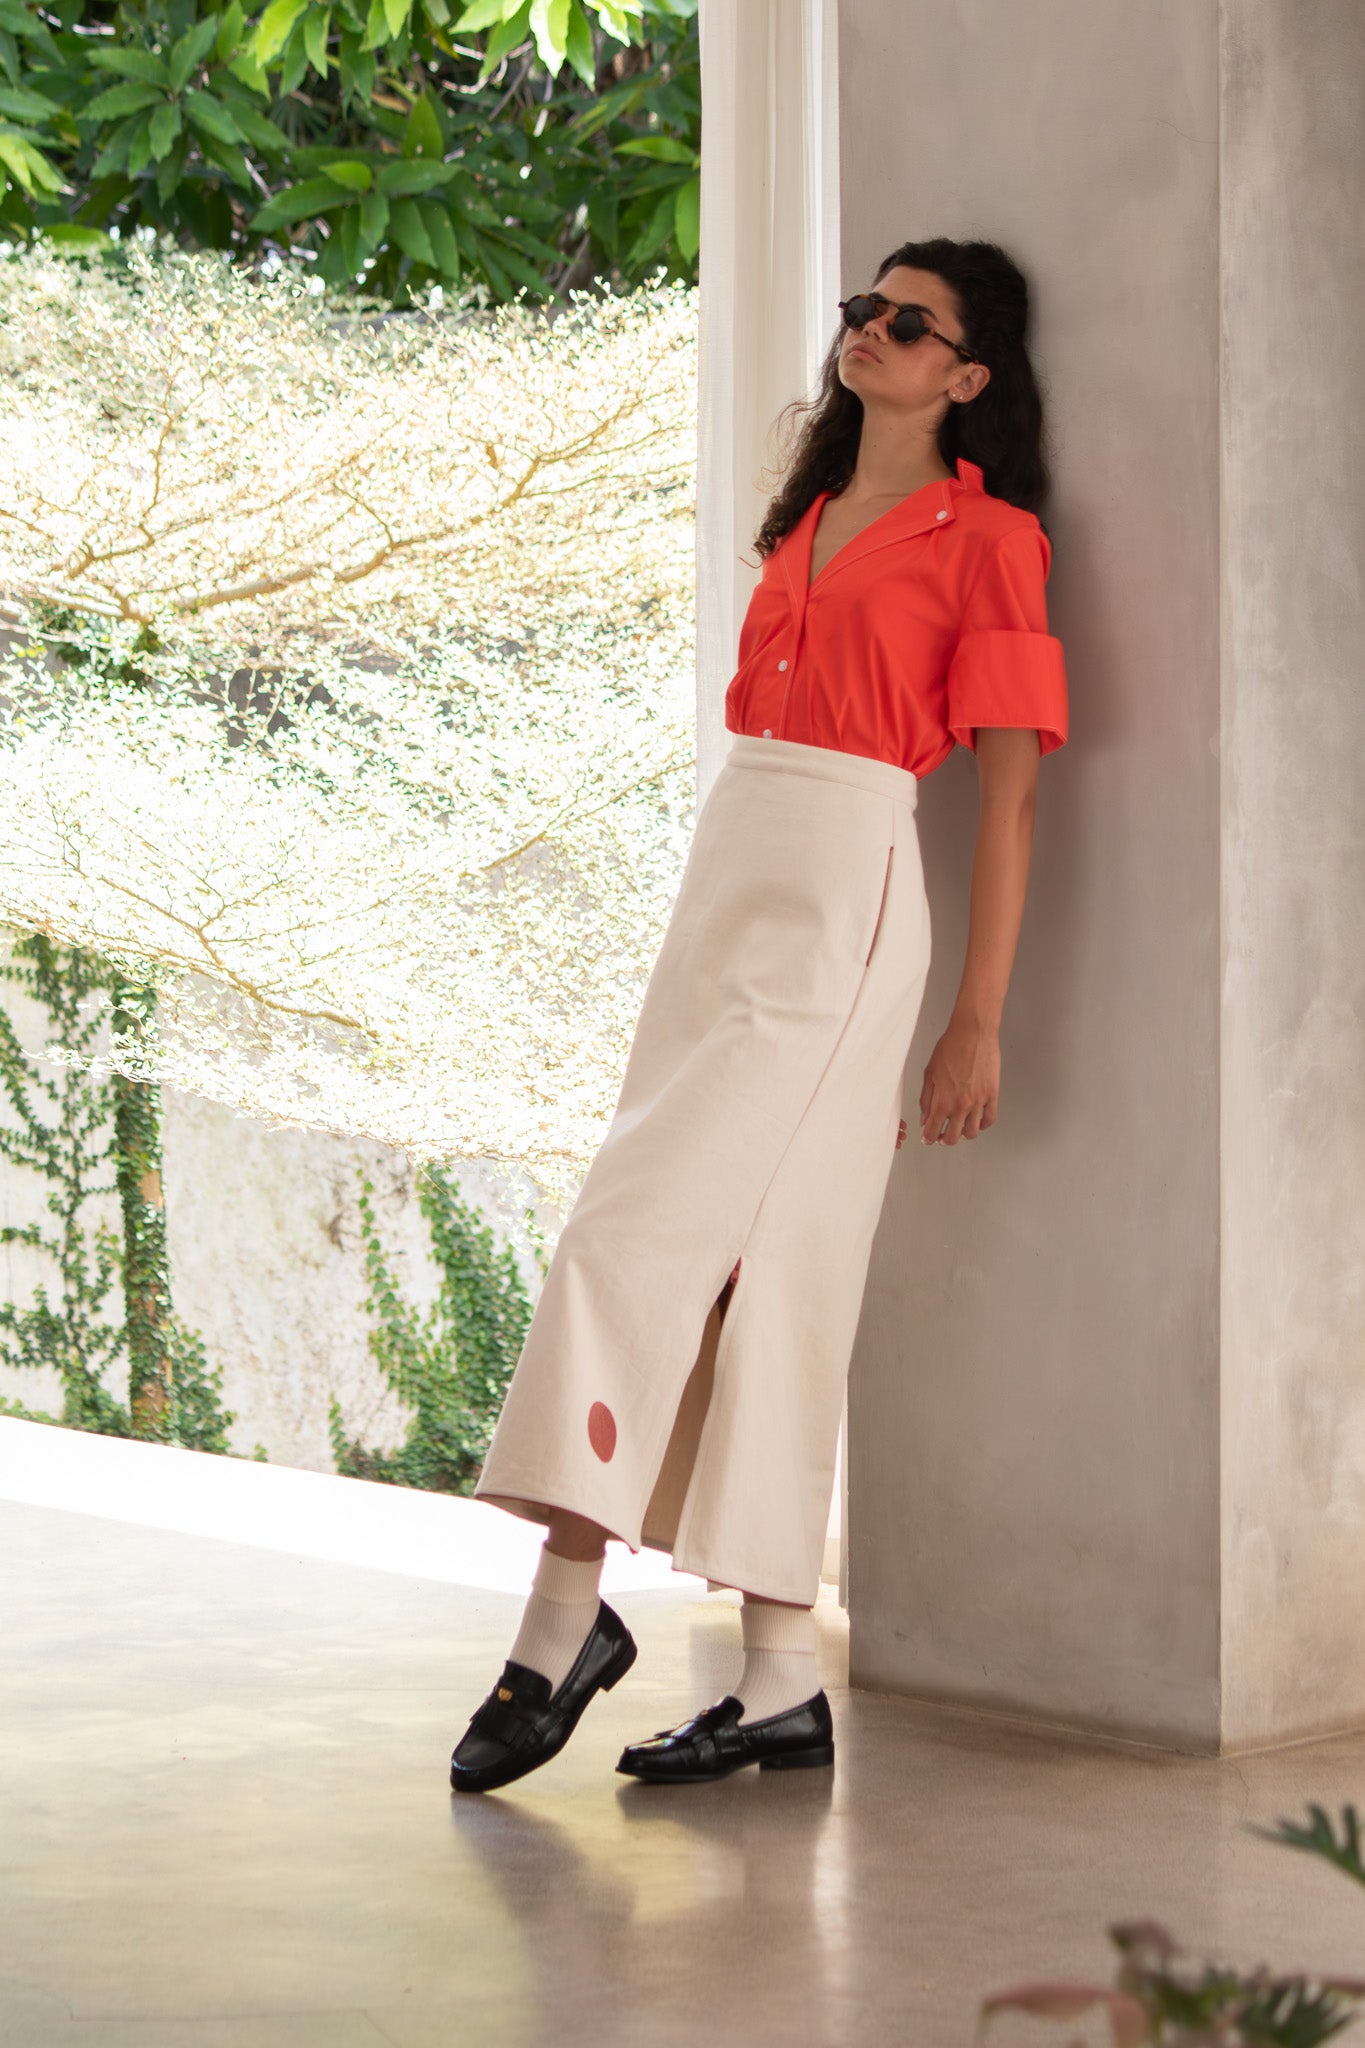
[946,628,1069,757]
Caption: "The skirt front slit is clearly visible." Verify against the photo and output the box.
[473,733,933,1605]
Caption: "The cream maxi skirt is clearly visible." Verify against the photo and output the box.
[473,732,932,1605]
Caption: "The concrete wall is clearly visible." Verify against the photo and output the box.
[837,0,1364,1752]
[1219,0,1365,1748]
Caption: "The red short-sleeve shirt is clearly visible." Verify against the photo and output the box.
[723,456,1068,778]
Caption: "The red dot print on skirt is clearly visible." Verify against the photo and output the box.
[588,1401,617,1463]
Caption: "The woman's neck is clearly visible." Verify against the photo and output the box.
[845,418,954,499]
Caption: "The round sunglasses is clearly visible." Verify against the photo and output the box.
[838,292,984,365]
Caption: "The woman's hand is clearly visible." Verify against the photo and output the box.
[918,1016,1000,1145]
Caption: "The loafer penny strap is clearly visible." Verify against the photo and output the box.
[642,1698,744,1768]
[468,1667,556,1749]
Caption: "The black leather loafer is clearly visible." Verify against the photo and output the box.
[615,1690,834,1783]
[450,1599,637,1794]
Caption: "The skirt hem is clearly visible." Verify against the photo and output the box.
[474,1475,822,1604]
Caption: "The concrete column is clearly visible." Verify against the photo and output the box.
[1219,4,1365,1749]
[836,0,1365,1752]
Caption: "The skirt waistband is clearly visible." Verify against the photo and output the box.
[722,733,919,809]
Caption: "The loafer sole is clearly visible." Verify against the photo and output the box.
[617,1738,835,1784]
[450,1634,637,1794]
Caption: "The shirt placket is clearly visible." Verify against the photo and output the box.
[774,535,816,739]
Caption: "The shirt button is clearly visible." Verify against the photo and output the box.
[777,659,788,671]
[763,728,773,738]
[935,509,947,521]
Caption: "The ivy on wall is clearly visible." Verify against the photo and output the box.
[0,929,235,1449]
[330,1161,544,1493]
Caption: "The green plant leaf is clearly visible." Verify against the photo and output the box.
[167,15,221,94]
[381,0,411,37]
[622,183,674,269]
[358,186,389,243]
[477,0,531,78]
[1248,1803,1365,1890]
[563,0,594,84]
[402,89,443,158]
[250,0,309,67]
[39,221,109,247]
[594,0,639,44]
[616,134,693,162]
[89,113,142,178]
[492,216,566,264]
[376,154,455,195]
[147,98,182,160]
[528,0,569,75]
[85,46,169,85]
[336,199,362,273]
[125,109,154,177]
[320,156,370,189]
[302,5,330,75]
[226,48,270,94]
[673,171,697,259]
[277,20,310,93]
[183,88,242,144]
[415,193,459,272]
[585,182,616,246]
[0,81,56,119]
[198,131,255,189]
[82,79,165,121]
[220,96,290,153]
[215,1,244,62]
[452,0,510,29]
[388,192,435,264]
[480,226,547,292]
[155,128,187,200]
[0,129,36,189]
[249,173,351,230]
[470,229,511,296]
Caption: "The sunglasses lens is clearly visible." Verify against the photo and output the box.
[841,296,930,344]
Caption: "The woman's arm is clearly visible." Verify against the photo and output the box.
[918,727,1040,1147]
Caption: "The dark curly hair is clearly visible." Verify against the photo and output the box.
[752,236,1051,559]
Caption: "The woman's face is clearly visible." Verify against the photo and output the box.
[836,264,991,413]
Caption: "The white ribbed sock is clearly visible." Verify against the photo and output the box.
[734,1598,820,1725]
[507,1541,605,1695]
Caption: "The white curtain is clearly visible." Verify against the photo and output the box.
[695,0,841,804]
[694,0,847,1596]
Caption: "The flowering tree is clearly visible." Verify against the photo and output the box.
[0,243,698,1211]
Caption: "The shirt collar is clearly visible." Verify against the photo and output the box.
[780,456,984,609]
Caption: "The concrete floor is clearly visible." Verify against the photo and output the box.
[6,1499,1365,2048]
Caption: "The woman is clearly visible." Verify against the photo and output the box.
[451,236,1068,1792]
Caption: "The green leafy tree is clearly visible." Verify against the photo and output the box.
[0,929,235,1449]
[1,0,699,303]
[329,1163,543,1492]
